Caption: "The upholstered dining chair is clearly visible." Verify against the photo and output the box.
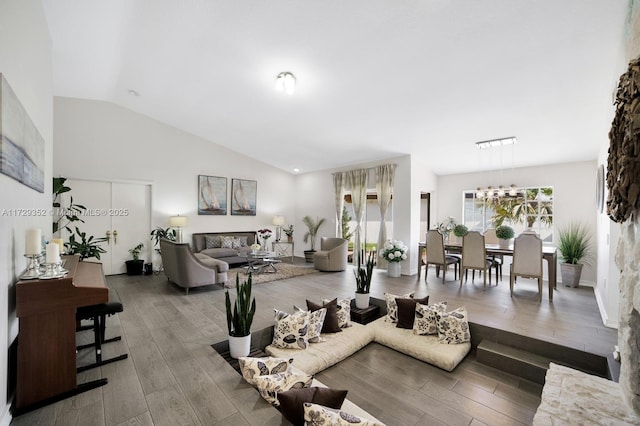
[510,233,543,301]
[425,230,460,284]
[461,231,493,288]
[483,228,503,281]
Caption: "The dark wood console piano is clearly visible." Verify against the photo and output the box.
[15,255,109,413]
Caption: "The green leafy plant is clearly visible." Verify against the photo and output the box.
[354,251,376,294]
[52,177,87,235]
[65,226,107,260]
[302,215,326,251]
[557,222,592,265]
[283,225,294,238]
[128,243,144,260]
[453,224,469,237]
[225,274,256,337]
[150,227,176,253]
[495,225,515,240]
[341,206,354,241]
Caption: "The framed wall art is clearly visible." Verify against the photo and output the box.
[198,175,227,215]
[0,73,45,193]
[231,178,256,216]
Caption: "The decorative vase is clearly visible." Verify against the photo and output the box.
[228,333,251,359]
[498,238,511,249]
[387,261,401,278]
[355,292,370,309]
[287,236,293,243]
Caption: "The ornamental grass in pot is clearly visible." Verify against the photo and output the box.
[557,222,592,288]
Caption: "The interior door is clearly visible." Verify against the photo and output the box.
[66,179,151,275]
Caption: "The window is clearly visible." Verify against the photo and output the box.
[463,187,554,243]
[343,193,393,262]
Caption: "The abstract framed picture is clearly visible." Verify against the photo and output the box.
[231,178,256,216]
[198,175,227,215]
[0,73,45,193]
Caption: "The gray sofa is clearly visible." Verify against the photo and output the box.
[192,232,257,266]
[160,239,229,294]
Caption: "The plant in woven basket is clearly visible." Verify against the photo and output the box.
[225,274,256,337]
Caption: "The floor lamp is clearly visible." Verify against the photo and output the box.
[169,215,188,243]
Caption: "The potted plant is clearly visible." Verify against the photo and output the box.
[495,225,515,248]
[225,273,256,358]
[557,222,592,288]
[380,240,407,277]
[150,227,176,253]
[451,224,469,244]
[302,216,326,263]
[125,243,145,275]
[354,251,376,308]
[283,225,294,243]
[65,226,107,260]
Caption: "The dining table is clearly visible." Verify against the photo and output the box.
[417,241,558,301]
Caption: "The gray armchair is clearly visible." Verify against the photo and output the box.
[160,238,229,294]
[313,237,348,271]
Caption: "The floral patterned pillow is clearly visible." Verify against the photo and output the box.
[253,372,313,406]
[384,292,415,322]
[238,356,293,386]
[295,306,326,343]
[323,298,351,328]
[303,402,385,426]
[436,306,471,344]
[272,309,310,349]
[413,301,447,335]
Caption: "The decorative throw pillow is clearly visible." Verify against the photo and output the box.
[436,306,470,344]
[272,309,310,349]
[413,301,447,335]
[234,236,248,247]
[384,291,415,322]
[221,236,236,249]
[279,387,348,426]
[253,372,313,406]
[323,298,351,328]
[395,296,429,329]
[205,235,221,248]
[294,306,326,343]
[303,402,384,426]
[307,299,341,334]
[238,356,293,386]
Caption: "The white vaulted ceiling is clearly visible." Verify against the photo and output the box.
[42,0,629,174]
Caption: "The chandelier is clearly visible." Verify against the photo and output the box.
[475,137,518,199]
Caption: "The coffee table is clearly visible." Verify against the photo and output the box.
[239,251,282,274]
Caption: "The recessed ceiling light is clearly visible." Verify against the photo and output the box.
[276,72,296,95]
[128,89,140,97]
[293,168,300,173]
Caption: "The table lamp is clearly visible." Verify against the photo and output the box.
[272,215,285,241]
[169,215,188,243]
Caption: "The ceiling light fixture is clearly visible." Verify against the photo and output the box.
[475,136,517,149]
[275,72,296,95]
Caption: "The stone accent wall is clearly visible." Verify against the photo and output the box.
[616,220,640,415]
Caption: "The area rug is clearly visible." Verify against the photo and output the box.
[226,263,317,286]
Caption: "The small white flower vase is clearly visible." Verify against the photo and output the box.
[387,261,401,278]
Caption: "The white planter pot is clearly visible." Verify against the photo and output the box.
[355,292,370,309]
[498,238,512,249]
[561,263,583,288]
[228,333,251,359]
[387,261,402,278]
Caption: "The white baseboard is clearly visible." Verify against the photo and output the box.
[594,285,619,329]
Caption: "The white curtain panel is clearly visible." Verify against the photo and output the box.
[347,168,368,266]
[332,172,346,238]
[376,164,396,268]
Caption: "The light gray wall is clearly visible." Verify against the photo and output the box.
[0,1,53,424]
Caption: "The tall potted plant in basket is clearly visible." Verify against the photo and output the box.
[354,251,375,309]
[302,216,326,263]
[380,240,407,278]
[225,274,256,358]
[557,222,592,288]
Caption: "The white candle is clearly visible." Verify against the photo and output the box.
[25,228,41,255]
[46,243,60,264]
[50,238,64,253]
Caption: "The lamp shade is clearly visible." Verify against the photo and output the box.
[169,215,188,227]
[271,215,285,226]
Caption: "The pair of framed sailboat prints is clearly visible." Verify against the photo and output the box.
[198,175,257,216]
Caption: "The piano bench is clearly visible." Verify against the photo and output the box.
[76,302,128,372]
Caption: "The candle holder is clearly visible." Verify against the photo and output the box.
[19,254,41,280]
[40,263,62,279]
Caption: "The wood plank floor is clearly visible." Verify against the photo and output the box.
[11,260,617,426]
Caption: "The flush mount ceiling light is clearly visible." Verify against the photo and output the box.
[275,72,296,95]
[127,89,140,97]
[475,136,517,149]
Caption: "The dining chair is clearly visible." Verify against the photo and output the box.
[483,228,503,281]
[425,230,460,284]
[510,233,543,301]
[461,231,493,288]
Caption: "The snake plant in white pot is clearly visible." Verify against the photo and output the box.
[225,274,256,358]
[354,251,375,309]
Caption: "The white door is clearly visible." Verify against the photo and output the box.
[66,179,151,275]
